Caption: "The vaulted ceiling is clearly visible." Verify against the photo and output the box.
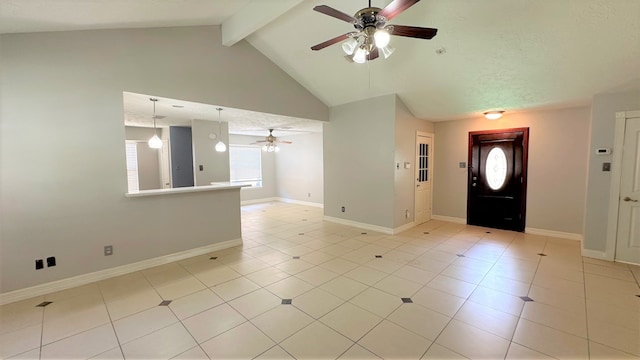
[2,0,638,125]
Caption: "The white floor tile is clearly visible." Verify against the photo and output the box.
[280,321,353,359]
[181,304,246,343]
[121,322,196,359]
[358,320,432,360]
[200,321,274,359]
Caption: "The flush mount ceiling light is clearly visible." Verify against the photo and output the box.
[310,0,438,63]
[215,108,227,152]
[484,110,505,120]
[147,98,162,149]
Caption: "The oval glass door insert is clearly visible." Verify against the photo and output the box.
[486,147,507,190]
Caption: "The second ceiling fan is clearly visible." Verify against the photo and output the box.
[310,0,438,63]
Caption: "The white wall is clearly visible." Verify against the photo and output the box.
[192,119,230,185]
[394,97,434,228]
[276,132,324,205]
[432,106,591,235]
[229,134,277,202]
[584,89,640,252]
[0,26,328,293]
[324,95,396,228]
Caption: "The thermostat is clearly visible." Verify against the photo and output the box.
[595,148,611,155]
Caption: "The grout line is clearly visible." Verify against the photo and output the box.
[96,281,127,360]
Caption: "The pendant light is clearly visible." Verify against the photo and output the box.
[215,108,227,152]
[148,98,162,149]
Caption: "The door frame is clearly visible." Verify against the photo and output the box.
[467,127,529,231]
[415,131,434,225]
[605,110,640,261]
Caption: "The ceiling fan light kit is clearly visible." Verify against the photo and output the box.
[311,0,438,63]
[253,129,292,152]
[484,110,505,120]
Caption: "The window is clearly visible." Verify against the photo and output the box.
[229,145,262,187]
[125,141,139,192]
[486,147,508,190]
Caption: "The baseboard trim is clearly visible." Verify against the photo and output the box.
[431,215,466,224]
[524,227,583,241]
[241,197,280,205]
[278,198,324,208]
[0,238,242,306]
[323,216,394,235]
[581,249,611,261]
[393,222,416,234]
[241,197,323,208]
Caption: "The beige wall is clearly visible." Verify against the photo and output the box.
[433,106,591,235]
[192,119,230,186]
[276,132,324,205]
[324,95,396,228]
[0,26,328,293]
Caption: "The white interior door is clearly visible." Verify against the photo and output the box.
[415,133,433,225]
[616,115,640,263]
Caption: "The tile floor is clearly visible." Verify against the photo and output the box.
[1,202,639,359]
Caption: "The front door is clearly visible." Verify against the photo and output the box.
[616,115,640,263]
[467,128,529,231]
[415,133,433,224]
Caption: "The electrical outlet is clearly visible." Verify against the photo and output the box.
[104,245,113,256]
[405,210,410,219]
[46,256,56,267]
[308,192,311,198]
[35,259,44,270]
[341,206,345,213]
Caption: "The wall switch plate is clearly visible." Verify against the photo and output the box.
[603,162,611,172]
[104,245,113,256]
[404,162,411,169]
[35,259,44,270]
[46,256,56,267]
[341,206,345,213]
[459,162,466,168]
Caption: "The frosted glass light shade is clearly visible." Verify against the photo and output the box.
[352,48,367,63]
[342,38,358,55]
[215,141,227,152]
[484,111,505,120]
[381,45,395,59]
[148,134,162,149]
[374,29,391,48]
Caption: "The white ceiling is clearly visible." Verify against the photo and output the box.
[3,0,639,125]
[123,92,323,137]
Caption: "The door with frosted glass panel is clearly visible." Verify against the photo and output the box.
[467,128,529,231]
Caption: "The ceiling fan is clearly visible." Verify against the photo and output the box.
[310,0,438,63]
[252,129,292,152]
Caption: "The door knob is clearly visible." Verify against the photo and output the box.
[623,197,638,202]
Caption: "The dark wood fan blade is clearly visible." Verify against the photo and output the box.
[379,0,420,20]
[368,47,379,60]
[390,25,437,39]
[311,33,351,51]
[313,5,357,23]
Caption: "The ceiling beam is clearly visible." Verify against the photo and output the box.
[221,0,304,47]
